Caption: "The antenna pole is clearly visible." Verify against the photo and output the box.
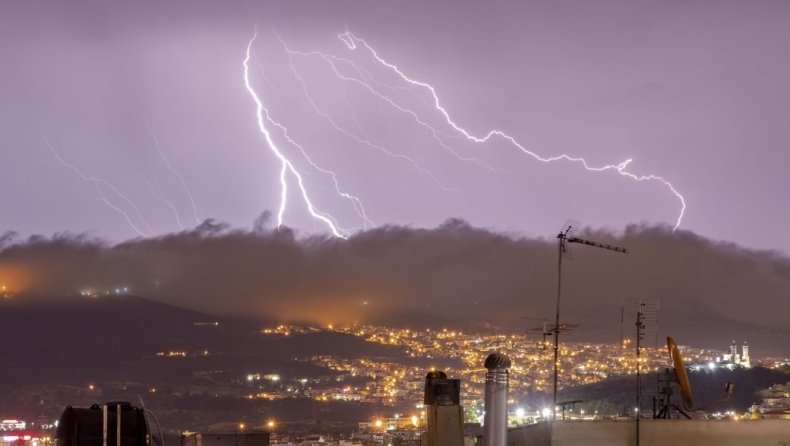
[620,302,624,352]
[635,305,645,446]
[553,229,566,419]
[551,222,628,420]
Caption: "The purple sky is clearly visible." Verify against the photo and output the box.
[2,1,789,251]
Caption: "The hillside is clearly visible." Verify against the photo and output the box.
[0,294,407,385]
[525,367,790,415]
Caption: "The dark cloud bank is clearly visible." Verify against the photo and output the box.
[2,218,789,353]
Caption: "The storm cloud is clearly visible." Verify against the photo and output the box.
[1,219,788,336]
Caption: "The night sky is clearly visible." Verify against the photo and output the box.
[3,1,790,349]
[2,1,789,251]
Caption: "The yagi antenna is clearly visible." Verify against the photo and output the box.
[522,316,580,350]
[558,219,581,260]
[551,219,628,419]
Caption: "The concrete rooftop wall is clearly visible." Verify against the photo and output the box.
[508,419,790,446]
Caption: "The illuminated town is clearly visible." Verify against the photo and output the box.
[1,319,788,446]
[245,324,758,408]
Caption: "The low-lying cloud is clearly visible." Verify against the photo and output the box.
[1,218,789,332]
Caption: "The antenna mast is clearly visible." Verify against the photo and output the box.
[635,304,645,446]
[553,220,628,419]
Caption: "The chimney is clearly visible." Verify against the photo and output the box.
[423,371,464,446]
[483,353,511,446]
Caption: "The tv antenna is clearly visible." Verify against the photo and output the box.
[635,305,646,446]
[552,219,628,419]
[621,299,659,351]
[522,317,580,350]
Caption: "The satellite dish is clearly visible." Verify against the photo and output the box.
[667,336,694,410]
[657,336,734,419]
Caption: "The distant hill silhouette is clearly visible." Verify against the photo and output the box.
[2,295,232,373]
[0,294,408,386]
[0,294,452,431]
[271,331,404,358]
[525,366,790,414]
[542,298,790,357]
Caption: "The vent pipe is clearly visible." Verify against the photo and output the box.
[483,353,511,446]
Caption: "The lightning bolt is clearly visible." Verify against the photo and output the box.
[338,31,687,229]
[247,27,686,236]
[147,127,201,226]
[249,46,375,230]
[244,29,349,238]
[275,32,466,195]
[277,32,494,167]
[143,177,184,231]
[43,136,155,238]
